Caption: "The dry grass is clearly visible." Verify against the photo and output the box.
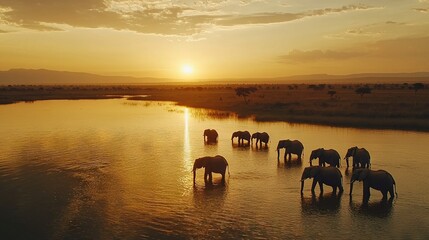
[1,83,428,131]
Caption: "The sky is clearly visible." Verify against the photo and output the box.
[0,0,428,79]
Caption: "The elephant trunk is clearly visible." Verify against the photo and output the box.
[349,180,355,195]
[300,180,304,193]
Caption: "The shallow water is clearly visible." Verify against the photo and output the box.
[0,99,428,239]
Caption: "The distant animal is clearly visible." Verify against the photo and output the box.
[203,129,218,143]
[344,146,371,168]
[300,166,344,195]
[193,155,229,185]
[231,131,251,146]
[350,168,397,202]
[277,139,304,162]
[309,148,340,167]
[251,132,270,148]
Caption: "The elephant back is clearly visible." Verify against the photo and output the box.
[292,140,304,152]
[242,131,251,140]
[322,149,341,167]
[261,132,269,142]
[209,155,228,172]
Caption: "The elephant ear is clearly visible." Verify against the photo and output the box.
[358,169,369,181]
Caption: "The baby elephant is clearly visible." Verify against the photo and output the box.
[350,168,397,202]
[301,166,344,195]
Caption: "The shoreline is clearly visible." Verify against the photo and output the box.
[1,84,428,132]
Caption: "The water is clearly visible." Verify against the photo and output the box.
[0,99,428,239]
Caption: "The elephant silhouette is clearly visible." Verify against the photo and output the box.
[277,139,304,162]
[251,132,270,148]
[350,168,397,203]
[301,166,344,195]
[231,131,251,147]
[344,146,371,168]
[203,129,218,144]
[309,148,341,167]
[193,155,229,186]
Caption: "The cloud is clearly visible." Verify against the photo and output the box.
[413,8,428,13]
[0,1,375,35]
[279,36,429,64]
[279,49,363,63]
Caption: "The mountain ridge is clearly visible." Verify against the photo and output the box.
[1,68,429,85]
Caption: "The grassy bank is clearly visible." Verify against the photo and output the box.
[1,84,428,131]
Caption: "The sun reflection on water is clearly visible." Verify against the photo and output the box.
[181,107,194,195]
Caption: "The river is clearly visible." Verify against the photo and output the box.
[0,99,427,239]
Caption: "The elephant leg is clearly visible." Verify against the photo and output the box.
[204,169,208,184]
[381,190,388,201]
[363,183,371,201]
[208,172,213,185]
[339,184,344,193]
[389,187,395,199]
[311,179,317,194]
[259,141,262,149]
[332,186,337,194]
[319,181,324,194]
[277,150,280,161]
[221,173,225,185]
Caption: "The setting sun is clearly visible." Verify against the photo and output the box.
[182,64,193,75]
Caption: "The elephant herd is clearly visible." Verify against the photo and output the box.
[196,129,397,203]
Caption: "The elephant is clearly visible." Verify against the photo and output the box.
[203,129,218,143]
[350,168,397,202]
[277,139,304,162]
[251,132,270,148]
[300,166,344,195]
[231,131,251,146]
[193,155,229,185]
[309,148,341,168]
[344,146,371,168]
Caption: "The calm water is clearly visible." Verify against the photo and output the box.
[0,99,428,239]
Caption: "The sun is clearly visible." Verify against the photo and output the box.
[182,64,193,75]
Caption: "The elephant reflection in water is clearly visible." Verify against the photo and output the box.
[203,129,218,144]
[350,168,397,203]
[301,193,342,213]
[193,155,229,186]
[301,166,344,195]
[344,146,371,168]
[349,196,393,217]
[231,131,251,147]
[251,132,270,149]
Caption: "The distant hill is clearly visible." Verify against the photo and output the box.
[275,72,429,83]
[1,68,429,85]
[0,69,169,85]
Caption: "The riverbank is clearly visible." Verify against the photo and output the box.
[1,84,428,131]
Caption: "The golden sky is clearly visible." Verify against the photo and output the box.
[0,0,428,79]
